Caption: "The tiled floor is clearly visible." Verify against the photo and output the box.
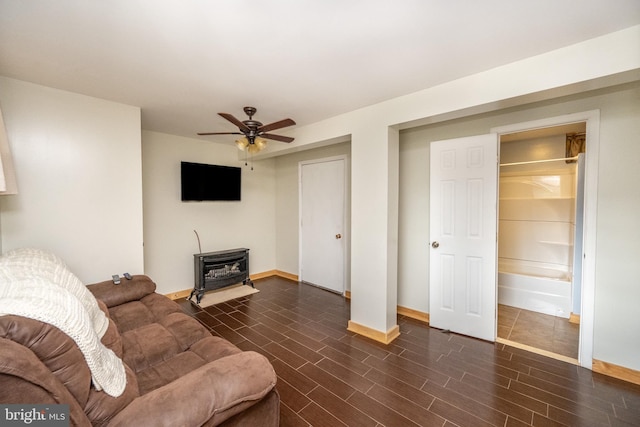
[498,304,580,359]
[176,277,640,427]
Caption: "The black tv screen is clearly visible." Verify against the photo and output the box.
[181,161,241,201]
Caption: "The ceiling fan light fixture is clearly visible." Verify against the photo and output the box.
[235,137,250,151]
[236,136,267,154]
[247,138,267,154]
[251,137,267,152]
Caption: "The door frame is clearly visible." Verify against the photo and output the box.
[298,155,349,294]
[491,110,600,369]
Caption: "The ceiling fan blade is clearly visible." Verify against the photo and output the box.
[218,113,251,132]
[262,133,294,143]
[197,132,243,136]
[258,118,296,133]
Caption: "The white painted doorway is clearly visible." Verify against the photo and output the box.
[299,156,347,294]
[428,111,599,368]
[492,110,600,369]
[429,134,499,342]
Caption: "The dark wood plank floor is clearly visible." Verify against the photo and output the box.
[498,304,579,360]
[176,277,640,427]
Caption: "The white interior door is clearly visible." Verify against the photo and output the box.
[429,134,498,341]
[300,157,346,293]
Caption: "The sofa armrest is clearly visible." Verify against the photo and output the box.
[87,275,156,308]
[106,351,277,427]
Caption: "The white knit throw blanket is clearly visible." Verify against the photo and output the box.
[0,249,126,397]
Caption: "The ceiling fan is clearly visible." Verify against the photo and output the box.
[197,106,296,154]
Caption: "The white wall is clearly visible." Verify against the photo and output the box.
[398,83,640,371]
[590,86,640,371]
[142,130,277,295]
[398,135,430,312]
[0,77,143,283]
[274,142,350,278]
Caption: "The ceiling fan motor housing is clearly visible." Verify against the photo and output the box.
[243,121,262,131]
[242,107,261,142]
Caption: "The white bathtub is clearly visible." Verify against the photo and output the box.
[497,259,572,318]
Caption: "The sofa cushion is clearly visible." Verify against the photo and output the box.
[97,300,123,359]
[190,335,245,362]
[136,351,206,395]
[106,351,277,427]
[109,300,157,333]
[106,292,187,334]
[83,364,139,427]
[134,335,243,395]
[159,311,213,349]
[0,315,92,407]
[0,334,92,427]
[121,323,183,372]
[88,275,157,308]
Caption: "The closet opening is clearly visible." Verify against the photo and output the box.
[496,122,586,363]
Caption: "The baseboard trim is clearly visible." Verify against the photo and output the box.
[165,269,299,300]
[497,337,579,365]
[397,306,430,323]
[166,289,193,301]
[345,292,429,324]
[272,270,299,282]
[569,312,581,324]
[249,270,277,280]
[593,359,640,386]
[347,320,400,345]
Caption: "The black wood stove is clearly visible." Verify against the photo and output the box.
[189,248,253,304]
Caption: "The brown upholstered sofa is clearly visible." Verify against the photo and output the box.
[0,271,279,426]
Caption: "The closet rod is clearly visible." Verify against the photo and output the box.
[500,155,579,167]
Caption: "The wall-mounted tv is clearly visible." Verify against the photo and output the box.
[181,161,241,201]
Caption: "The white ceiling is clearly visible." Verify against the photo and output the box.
[1,1,639,145]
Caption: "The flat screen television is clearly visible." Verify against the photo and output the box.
[181,161,241,201]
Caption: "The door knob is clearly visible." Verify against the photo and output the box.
[336,234,342,239]
[431,241,439,249]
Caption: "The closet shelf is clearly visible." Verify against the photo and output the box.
[538,241,574,247]
[499,197,575,201]
[499,156,579,167]
[499,219,576,224]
